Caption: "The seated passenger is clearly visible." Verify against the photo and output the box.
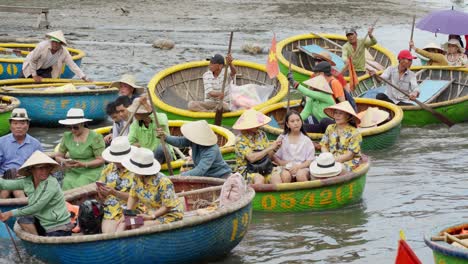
[320,101,362,172]
[110,74,144,102]
[0,151,72,236]
[271,110,315,184]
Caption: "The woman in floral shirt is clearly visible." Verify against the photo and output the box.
[320,101,362,172]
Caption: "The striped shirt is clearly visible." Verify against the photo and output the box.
[381,66,419,104]
[203,68,231,103]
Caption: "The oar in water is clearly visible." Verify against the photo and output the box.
[0,214,23,262]
[214,31,234,126]
[375,75,455,127]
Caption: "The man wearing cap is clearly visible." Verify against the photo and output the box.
[20,30,90,83]
[0,108,43,199]
[373,50,420,106]
[110,74,144,102]
[342,27,378,75]
[187,53,237,112]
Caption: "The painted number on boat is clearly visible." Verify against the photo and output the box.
[260,182,356,211]
[230,212,250,242]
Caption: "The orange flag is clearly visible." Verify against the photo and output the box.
[348,57,359,91]
[395,231,422,264]
[266,34,279,79]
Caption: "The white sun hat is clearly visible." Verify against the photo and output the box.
[309,152,343,178]
[102,136,137,163]
[9,108,31,121]
[122,147,161,176]
[58,108,92,125]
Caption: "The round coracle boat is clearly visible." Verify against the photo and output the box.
[0,95,20,136]
[424,222,468,264]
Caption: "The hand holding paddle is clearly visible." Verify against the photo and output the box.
[214,31,234,126]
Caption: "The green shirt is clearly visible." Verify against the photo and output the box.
[341,36,378,72]
[0,176,70,230]
[297,84,336,121]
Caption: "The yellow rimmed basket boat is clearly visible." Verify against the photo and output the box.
[251,157,370,212]
[276,33,397,84]
[0,95,20,136]
[0,78,118,126]
[260,98,403,151]
[425,222,468,264]
[14,177,255,264]
[148,60,288,127]
[0,43,85,79]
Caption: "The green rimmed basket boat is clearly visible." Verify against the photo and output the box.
[259,98,403,151]
[355,66,468,126]
[0,95,20,136]
[276,33,397,84]
[148,60,288,127]
[424,222,468,264]
[251,158,370,212]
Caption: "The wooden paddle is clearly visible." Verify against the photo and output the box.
[432,233,468,241]
[214,31,234,126]
[409,15,416,51]
[310,32,343,49]
[287,53,292,112]
[144,89,174,175]
[1,215,23,262]
[118,102,141,137]
[444,232,468,248]
[375,75,455,127]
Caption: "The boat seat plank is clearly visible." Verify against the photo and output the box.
[419,79,454,103]
[299,45,345,71]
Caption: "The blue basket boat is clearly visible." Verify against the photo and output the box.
[0,43,85,79]
[424,222,468,264]
[0,79,118,126]
[15,177,254,264]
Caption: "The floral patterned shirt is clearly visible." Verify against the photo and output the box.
[320,124,362,171]
[235,130,271,183]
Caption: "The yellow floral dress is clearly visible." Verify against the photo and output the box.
[235,130,272,183]
[320,124,362,171]
[129,172,183,224]
[99,163,145,220]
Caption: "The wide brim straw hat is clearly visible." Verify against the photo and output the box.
[45,30,67,45]
[311,51,336,66]
[58,108,92,125]
[122,148,161,176]
[127,99,151,114]
[110,74,145,92]
[232,108,272,130]
[357,107,390,128]
[9,108,31,121]
[309,152,343,178]
[303,75,333,94]
[18,151,59,176]
[422,42,446,54]
[102,136,137,163]
[181,120,217,146]
[443,39,465,54]
[324,101,361,126]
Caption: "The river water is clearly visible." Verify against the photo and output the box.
[0,0,467,263]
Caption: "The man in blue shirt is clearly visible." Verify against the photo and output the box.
[0,108,43,198]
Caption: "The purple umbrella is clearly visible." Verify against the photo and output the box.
[416,7,468,35]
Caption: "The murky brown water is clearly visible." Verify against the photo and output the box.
[0,0,467,263]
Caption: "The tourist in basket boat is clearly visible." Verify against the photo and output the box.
[103,96,132,145]
[409,40,468,67]
[20,30,91,82]
[156,120,231,178]
[0,108,42,199]
[55,108,105,191]
[187,53,237,112]
[110,74,145,102]
[233,109,282,184]
[0,151,72,237]
[271,110,315,183]
[342,27,378,76]
[116,147,183,231]
[320,101,362,172]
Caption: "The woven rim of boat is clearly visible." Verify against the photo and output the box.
[424,222,468,259]
[14,177,255,244]
[0,43,85,63]
[251,158,370,192]
[0,95,20,113]
[148,60,288,118]
[276,33,398,81]
[260,98,403,139]
[399,66,468,110]
[0,79,118,95]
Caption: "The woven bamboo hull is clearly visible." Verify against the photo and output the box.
[15,178,255,264]
[260,98,403,151]
[277,33,397,84]
[0,79,118,126]
[252,160,369,212]
[0,43,85,79]
[0,95,20,136]
[355,66,468,126]
[148,60,288,127]
[424,223,468,264]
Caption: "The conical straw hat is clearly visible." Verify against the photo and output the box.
[324,101,361,126]
[45,30,67,45]
[181,120,217,146]
[303,75,333,94]
[358,107,390,128]
[18,151,59,176]
[110,74,145,91]
[311,51,336,66]
[232,109,271,130]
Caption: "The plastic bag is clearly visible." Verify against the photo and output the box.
[230,83,274,111]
